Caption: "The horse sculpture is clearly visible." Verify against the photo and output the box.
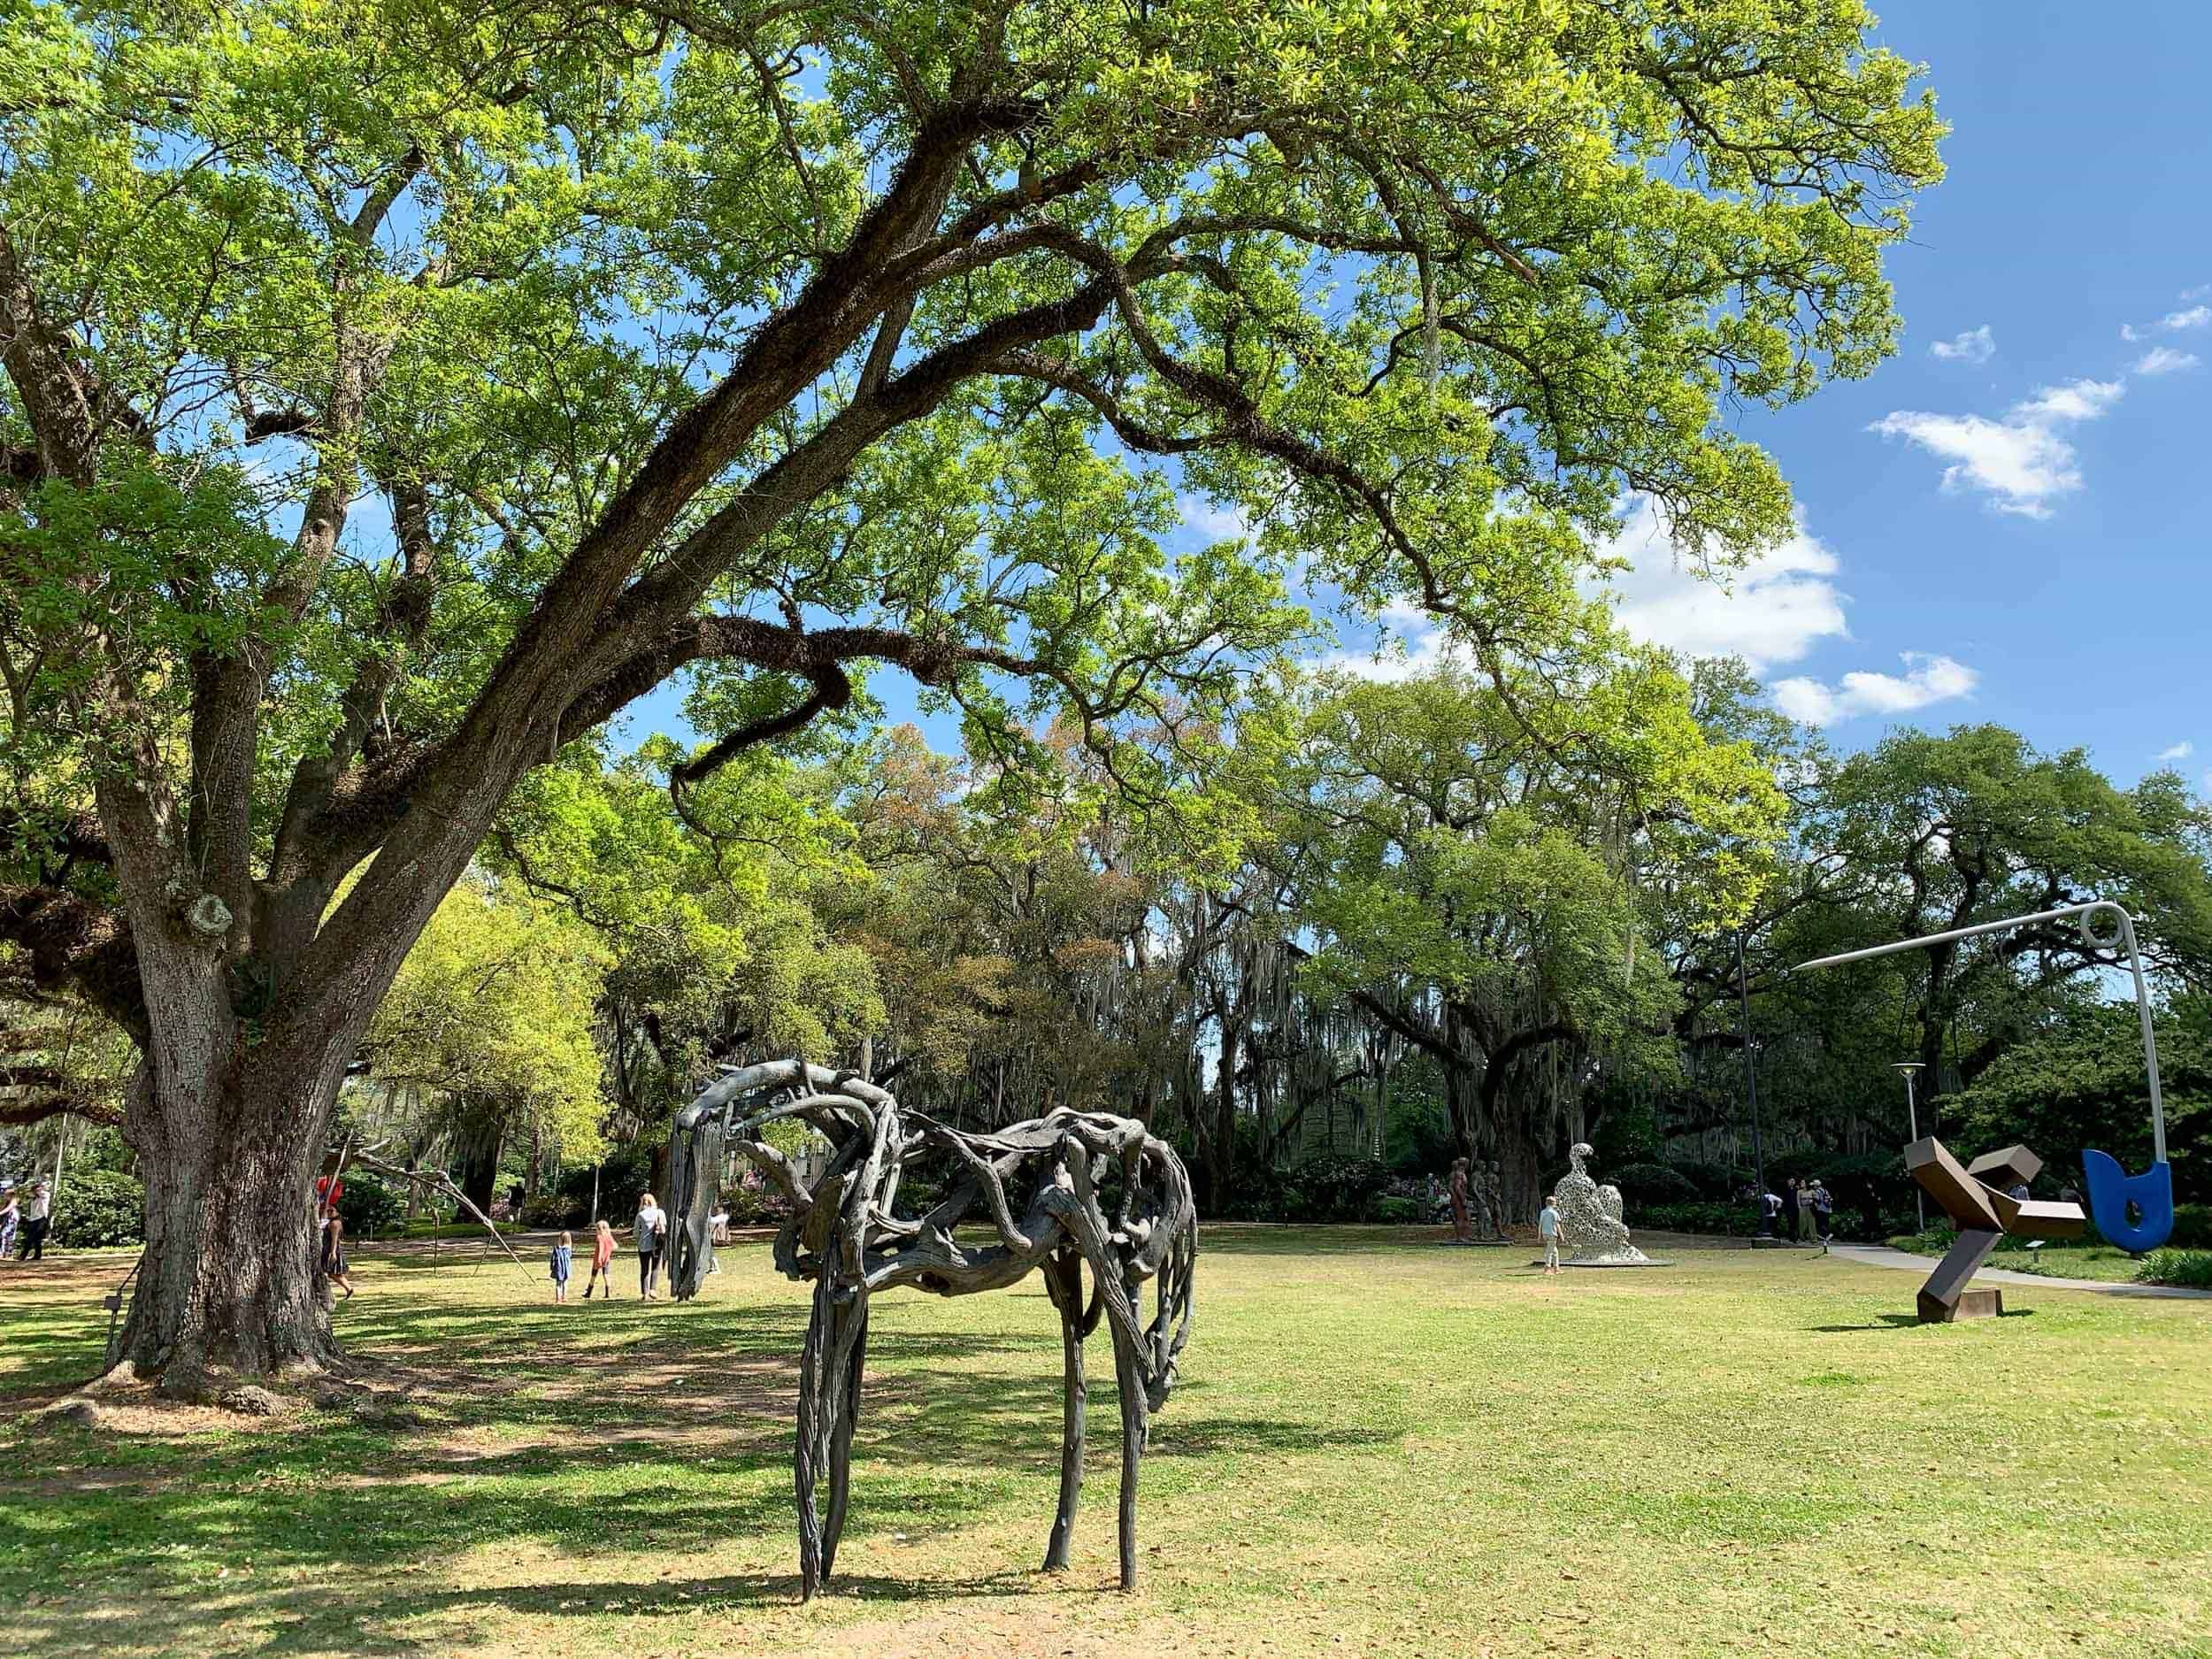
[666,1060,1196,1598]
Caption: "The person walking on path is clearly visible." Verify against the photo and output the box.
[0,1184,16,1260]
[1811,1179,1835,1242]
[583,1218,616,1298]
[1794,1178,1817,1242]
[1448,1158,1474,1244]
[18,1179,51,1260]
[1538,1195,1563,1274]
[1760,1187,1782,1238]
[319,1210,354,1300]
[634,1192,666,1300]
[549,1231,574,1303]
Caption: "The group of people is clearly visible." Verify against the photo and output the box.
[303,1171,714,1307]
[0,1179,52,1261]
[544,1192,670,1302]
[1760,1177,1837,1242]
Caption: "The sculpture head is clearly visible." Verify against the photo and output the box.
[1568,1142,1594,1174]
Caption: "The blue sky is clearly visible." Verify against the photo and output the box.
[630,5,2212,787]
[1615,4,2212,785]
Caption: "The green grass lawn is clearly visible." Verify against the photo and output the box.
[1884,1232,2158,1283]
[4,1228,2210,1659]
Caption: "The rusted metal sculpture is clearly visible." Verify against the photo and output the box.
[1906,1138,2085,1322]
[667,1060,1196,1598]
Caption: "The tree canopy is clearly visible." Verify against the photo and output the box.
[0,0,1948,1382]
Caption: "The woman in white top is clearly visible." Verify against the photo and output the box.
[634,1192,667,1299]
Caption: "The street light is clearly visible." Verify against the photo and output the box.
[1736,928,1767,1194]
[1893,1062,1926,1233]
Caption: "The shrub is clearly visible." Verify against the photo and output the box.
[2136,1248,2212,1288]
[50,1169,144,1248]
[1638,1200,1759,1237]
[1366,1195,1421,1225]
[555,1146,653,1225]
[1284,1155,1392,1222]
[2170,1204,2212,1249]
[1609,1163,1698,1206]
[1660,1158,1745,1201]
[336,1173,405,1240]
[722,1179,793,1225]
[519,1191,583,1229]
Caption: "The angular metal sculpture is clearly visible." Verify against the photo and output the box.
[1906,1136,2085,1322]
[1549,1142,1655,1265]
[667,1061,1196,1598]
[1797,899,2174,1252]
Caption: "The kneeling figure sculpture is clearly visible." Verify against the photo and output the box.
[666,1061,1196,1598]
[1549,1142,1653,1265]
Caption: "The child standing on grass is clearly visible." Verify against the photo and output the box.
[319,1210,354,1299]
[550,1230,573,1303]
[1539,1196,1562,1274]
[584,1218,615,1299]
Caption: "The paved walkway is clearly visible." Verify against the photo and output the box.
[1827,1242,2212,1301]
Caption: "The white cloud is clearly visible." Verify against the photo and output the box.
[2010,379,2125,422]
[1179,496,1252,544]
[2124,302,2211,342]
[1869,378,2124,518]
[2134,346,2200,376]
[2182,283,2211,302]
[2157,741,2194,761]
[1929,324,1995,364]
[1591,496,1847,672]
[1323,600,1470,682]
[1770,653,1979,727]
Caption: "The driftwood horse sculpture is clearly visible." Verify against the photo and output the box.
[666,1060,1196,1598]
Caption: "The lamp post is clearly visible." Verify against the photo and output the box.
[1736,928,1768,1193]
[1893,1062,1926,1233]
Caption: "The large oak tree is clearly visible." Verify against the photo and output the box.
[0,0,1939,1386]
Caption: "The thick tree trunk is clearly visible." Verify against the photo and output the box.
[1204,1016,1241,1210]
[111,1027,355,1393]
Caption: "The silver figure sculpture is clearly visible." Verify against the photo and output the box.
[1548,1142,1651,1264]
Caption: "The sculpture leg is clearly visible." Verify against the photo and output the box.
[1917,1228,2003,1323]
[1044,1252,1087,1572]
[795,1274,835,1599]
[1109,1322,1146,1591]
[822,1301,870,1578]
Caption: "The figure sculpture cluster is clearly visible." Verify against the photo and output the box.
[665,1060,1196,1597]
[1448,1156,1508,1241]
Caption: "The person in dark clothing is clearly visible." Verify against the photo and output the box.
[1811,1180,1835,1241]
[18,1179,51,1260]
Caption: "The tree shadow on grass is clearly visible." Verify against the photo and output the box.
[8,1559,1079,1659]
[0,1256,1324,1653]
[1806,1310,2038,1333]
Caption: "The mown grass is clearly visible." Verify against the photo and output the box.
[1886,1231,2155,1282]
[3,1228,2210,1659]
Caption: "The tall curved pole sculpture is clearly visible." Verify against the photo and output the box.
[1795,898,2172,1253]
[667,1060,1197,1598]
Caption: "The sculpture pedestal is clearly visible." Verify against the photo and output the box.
[1918,1286,2002,1324]
[1561,1256,1674,1268]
